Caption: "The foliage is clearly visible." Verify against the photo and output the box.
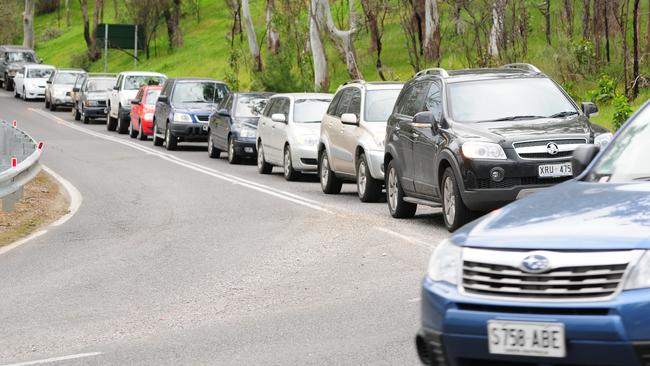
[561,81,581,103]
[572,39,595,68]
[612,94,634,130]
[69,51,91,70]
[588,75,618,105]
[0,1,20,44]
[40,27,62,42]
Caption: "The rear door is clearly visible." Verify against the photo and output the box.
[130,88,144,130]
[257,98,277,157]
[214,94,234,150]
[339,87,362,175]
[413,81,444,198]
[110,74,122,118]
[269,97,290,163]
[328,89,352,172]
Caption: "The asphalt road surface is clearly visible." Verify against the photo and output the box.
[0,90,450,366]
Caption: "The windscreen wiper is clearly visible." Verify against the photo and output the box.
[482,115,546,122]
[548,111,579,118]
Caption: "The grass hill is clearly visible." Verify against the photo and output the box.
[30,1,650,130]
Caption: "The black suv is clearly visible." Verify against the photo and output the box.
[384,64,611,231]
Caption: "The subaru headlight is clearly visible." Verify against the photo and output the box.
[461,141,507,160]
[594,132,613,148]
[239,126,256,138]
[173,113,192,123]
[144,113,154,121]
[624,251,650,290]
[427,239,462,284]
[297,134,319,146]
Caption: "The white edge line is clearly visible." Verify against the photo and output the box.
[0,166,82,256]
[374,226,431,249]
[0,352,102,366]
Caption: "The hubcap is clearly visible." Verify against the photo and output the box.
[208,137,213,152]
[257,145,264,168]
[284,149,291,176]
[388,167,398,210]
[443,176,456,225]
[166,127,170,144]
[357,160,367,197]
[320,155,329,187]
[229,139,234,160]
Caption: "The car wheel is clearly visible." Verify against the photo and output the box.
[319,150,343,194]
[165,123,177,150]
[257,142,273,174]
[137,120,147,141]
[45,97,50,109]
[227,136,241,164]
[5,75,11,91]
[50,101,56,111]
[129,121,138,138]
[386,159,417,218]
[74,106,81,121]
[13,87,19,98]
[283,145,301,181]
[441,167,471,232]
[117,110,128,134]
[153,123,164,146]
[357,153,382,202]
[22,88,26,101]
[208,135,221,158]
[107,115,117,131]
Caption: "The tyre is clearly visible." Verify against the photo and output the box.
[386,159,417,218]
[319,150,342,194]
[5,75,12,91]
[22,88,26,101]
[256,142,273,174]
[208,135,221,158]
[107,115,117,131]
[227,136,241,164]
[74,106,81,121]
[117,110,128,134]
[50,102,56,111]
[283,145,301,181]
[0,78,4,88]
[82,113,90,124]
[137,120,147,140]
[129,121,138,138]
[153,123,164,146]
[441,167,471,232]
[13,87,19,98]
[45,97,50,109]
[164,123,177,150]
[357,153,382,202]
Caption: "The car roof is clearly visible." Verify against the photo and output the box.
[0,45,34,51]
[24,64,54,69]
[235,92,274,98]
[272,92,333,100]
[118,71,165,77]
[55,68,86,73]
[339,81,404,91]
[169,77,224,83]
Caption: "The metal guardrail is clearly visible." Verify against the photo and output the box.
[0,120,42,212]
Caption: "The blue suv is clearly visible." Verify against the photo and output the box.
[152,78,230,150]
[417,101,650,365]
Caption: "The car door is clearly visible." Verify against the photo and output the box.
[215,94,234,150]
[155,80,172,134]
[413,81,444,198]
[110,75,122,118]
[339,87,362,175]
[269,97,290,164]
[257,98,276,153]
[130,88,144,130]
[328,89,352,172]
[14,67,24,94]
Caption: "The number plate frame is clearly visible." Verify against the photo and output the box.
[488,320,566,358]
[538,162,573,178]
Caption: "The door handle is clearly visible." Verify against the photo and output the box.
[272,125,276,129]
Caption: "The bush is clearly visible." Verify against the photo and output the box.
[40,27,62,42]
[69,52,90,70]
[588,75,617,105]
[612,94,633,130]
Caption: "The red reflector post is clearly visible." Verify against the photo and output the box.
[11,157,17,168]
[12,120,17,128]
[38,141,44,150]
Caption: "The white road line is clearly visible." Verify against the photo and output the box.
[30,108,334,214]
[0,352,102,366]
[0,165,82,257]
[407,297,421,303]
[374,226,432,249]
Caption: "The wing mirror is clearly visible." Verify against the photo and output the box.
[131,100,140,105]
[582,102,599,118]
[571,144,600,177]
[217,108,230,117]
[157,95,168,103]
[73,87,80,92]
[113,85,119,90]
[341,113,358,126]
[271,113,286,123]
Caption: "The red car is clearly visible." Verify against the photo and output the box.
[129,85,162,140]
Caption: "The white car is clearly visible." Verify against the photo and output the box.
[318,81,403,202]
[256,93,333,180]
[107,71,166,133]
[13,64,55,100]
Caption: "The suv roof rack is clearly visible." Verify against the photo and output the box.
[414,68,449,78]
[343,79,366,86]
[501,63,541,73]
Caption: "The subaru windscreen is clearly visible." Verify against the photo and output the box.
[293,98,331,123]
[54,73,80,85]
[447,78,578,123]
[7,52,36,63]
[87,78,116,92]
[235,97,267,118]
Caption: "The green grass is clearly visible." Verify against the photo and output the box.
[28,0,650,130]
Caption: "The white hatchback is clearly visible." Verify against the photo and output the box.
[13,64,55,100]
[256,93,333,180]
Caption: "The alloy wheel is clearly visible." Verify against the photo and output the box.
[388,166,398,210]
[443,176,456,226]
[257,145,264,169]
[320,154,329,188]
[284,149,291,177]
[357,160,367,197]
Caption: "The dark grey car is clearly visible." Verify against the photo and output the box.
[0,45,39,91]
[73,75,117,124]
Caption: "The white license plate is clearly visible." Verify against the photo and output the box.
[488,320,566,358]
[538,162,572,178]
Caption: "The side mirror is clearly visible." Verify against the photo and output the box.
[341,113,358,125]
[46,80,51,84]
[157,95,168,103]
[571,144,600,177]
[217,108,230,117]
[131,100,140,105]
[113,85,119,90]
[73,87,80,92]
[65,91,71,96]
[271,113,286,123]
[582,102,599,118]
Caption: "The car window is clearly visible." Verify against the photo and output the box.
[6,52,36,63]
[424,82,442,121]
[335,89,352,118]
[347,88,361,115]
[398,82,428,117]
[235,96,268,118]
[447,78,578,122]
[124,75,166,91]
[294,98,331,123]
[134,89,144,103]
[364,88,402,122]
[327,91,343,116]
[145,89,161,105]
[263,99,276,117]
[267,98,284,116]
[161,80,172,97]
[53,72,81,85]
[86,78,116,92]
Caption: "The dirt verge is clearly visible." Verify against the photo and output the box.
[0,171,69,247]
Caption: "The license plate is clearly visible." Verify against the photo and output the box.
[488,320,566,358]
[538,162,572,178]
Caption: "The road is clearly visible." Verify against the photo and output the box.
[0,90,450,365]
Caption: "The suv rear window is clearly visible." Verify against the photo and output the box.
[447,78,577,123]
[6,52,36,63]
[365,89,402,122]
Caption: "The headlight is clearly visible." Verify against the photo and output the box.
[144,113,154,121]
[624,251,650,290]
[85,100,100,107]
[594,132,613,148]
[239,127,256,138]
[173,113,192,123]
[461,141,507,160]
[297,134,319,146]
[427,239,462,284]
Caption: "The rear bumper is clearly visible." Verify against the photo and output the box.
[418,278,650,366]
[140,120,154,135]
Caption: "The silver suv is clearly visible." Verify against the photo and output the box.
[318,81,403,202]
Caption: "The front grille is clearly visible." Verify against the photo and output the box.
[457,303,609,316]
[462,260,628,299]
[475,176,570,189]
[195,114,210,122]
[513,138,587,160]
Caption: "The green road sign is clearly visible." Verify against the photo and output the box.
[96,24,145,50]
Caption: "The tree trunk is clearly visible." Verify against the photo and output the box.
[621,0,630,96]
[360,0,386,79]
[423,0,440,64]
[544,0,551,45]
[488,0,506,57]
[80,0,100,61]
[266,0,280,54]
[164,0,183,49]
[65,0,70,27]
[646,0,650,54]
[309,0,328,91]
[562,0,574,38]
[113,0,118,20]
[241,0,261,71]
[632,0,640,98]
[23,0,35,49]
[315,0,363,79]
[453,0,463,35]
[582,0,590,39]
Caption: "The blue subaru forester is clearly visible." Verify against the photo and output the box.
[417,101,650,366]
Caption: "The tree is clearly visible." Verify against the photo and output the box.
[314,0,363,79]
[539,0,551,46]
[423,0,440,64]
[360,0,389,79]
[0,1,20,44]
[309,0,329,91]
[241,0,261,71]
[127,0,167,59]
[23,0,35,49]
[582,0,590,39]
[266,0,280,53]
[488,0,506,57]
[80,0,103,61]
[562,0,574,38]
[163,0,183,49]
[65,0,70,28]
[646,0,650,54]
[632,0,640,98]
